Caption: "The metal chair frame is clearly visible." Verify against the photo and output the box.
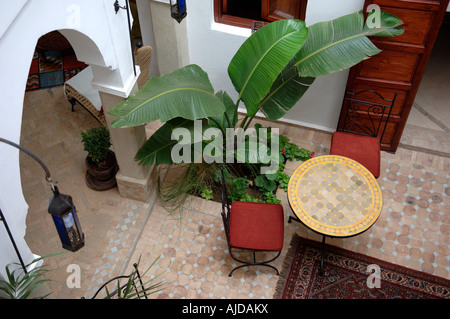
[338,89,398,142]
[86,263,148,299]
[219,167,281,277]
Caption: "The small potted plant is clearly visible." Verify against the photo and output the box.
[81,126,118,191]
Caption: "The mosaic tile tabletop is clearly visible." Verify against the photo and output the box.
[288,155,383,237]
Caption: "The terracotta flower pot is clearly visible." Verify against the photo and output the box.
[85,150,119,191]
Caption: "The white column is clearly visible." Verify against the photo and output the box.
[92,65,156,202]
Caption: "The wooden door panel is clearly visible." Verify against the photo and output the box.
[380,122,397,146]
[374,0,444,10]
[338,0,449,152]
[359,50,419,83]
[378,8,434,46]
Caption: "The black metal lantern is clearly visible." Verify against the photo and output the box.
[1,137,85,269]
[48,187,85,252]
[170,0,187,23]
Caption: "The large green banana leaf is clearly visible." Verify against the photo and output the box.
[228,19,308,116]
[295,10,404,77]
[258,10,404,121]
[112,10,404,167]
[109,64,225,128]
[135,118,210,166]
[259,59,315,121]
[133,91,237,168]
[208,91,238,129]
[135,118,187,166]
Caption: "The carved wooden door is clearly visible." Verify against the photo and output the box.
[339,0,449,152]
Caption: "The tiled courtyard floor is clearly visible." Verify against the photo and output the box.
[125,129,450,299]
[20,87,449,299]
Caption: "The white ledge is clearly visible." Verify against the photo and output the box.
[210,21,251,38]
[91,66,140,98]
[151,0,169,4]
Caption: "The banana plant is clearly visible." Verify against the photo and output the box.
[109,10,403,167]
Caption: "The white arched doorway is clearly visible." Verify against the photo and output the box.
[0,0,148,279]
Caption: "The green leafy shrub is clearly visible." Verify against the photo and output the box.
[200,187,214,200]
[279,134,314,162]
[81,126,112,163]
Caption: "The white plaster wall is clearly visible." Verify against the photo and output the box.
[137,0,160,77]
[284,0,365,131]
[148,0,190,75]
[0,0,135,278]
[187,1,250,112]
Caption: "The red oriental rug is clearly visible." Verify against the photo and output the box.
[274,234,450,299]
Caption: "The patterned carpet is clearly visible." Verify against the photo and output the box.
[275,234,450,299]
[26,50,86,91]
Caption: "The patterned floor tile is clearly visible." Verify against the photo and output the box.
[19,87,450,299]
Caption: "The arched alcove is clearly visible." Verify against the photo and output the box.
[11,28,112,277]
[59,29,108,68]
[0,0,140,280]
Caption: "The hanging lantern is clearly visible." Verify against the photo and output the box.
[48,186,85,252]
[170,0,187,23]
[1,137,85,256]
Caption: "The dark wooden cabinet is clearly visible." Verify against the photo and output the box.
[339,0,449,152]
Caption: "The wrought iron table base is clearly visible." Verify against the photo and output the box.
[288,215,326,276]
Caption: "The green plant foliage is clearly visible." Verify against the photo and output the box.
[276,171,290,191]
[0,253,63,299]
[254,175,277,192]
[81,126,112,163]
[107,10,403,208]
[109,11,403,170]
[262,191,281,204]
[295,11,403,78]
[238,192,262,203]
[109,11,404,149]
[259,11,404,121]
[228,19,308,116]
[157,162,221,213]
[228,177,251,202]
[104,256,164,299]
[259,60,315,121]
[209,91,239,129]
[109,64,226,128]
[135,118,209,166]
[200,186,214,200]
[279,134,313,162]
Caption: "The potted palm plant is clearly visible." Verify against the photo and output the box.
[81,126,118,191]
[108,10,404,205]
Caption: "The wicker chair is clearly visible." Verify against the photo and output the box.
[64,44,153,126]
[134,43,152,89]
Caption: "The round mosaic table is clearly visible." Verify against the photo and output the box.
[287,155,383,275]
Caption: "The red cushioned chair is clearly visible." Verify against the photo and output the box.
[330,89,397,178]
[219,167,284,277]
